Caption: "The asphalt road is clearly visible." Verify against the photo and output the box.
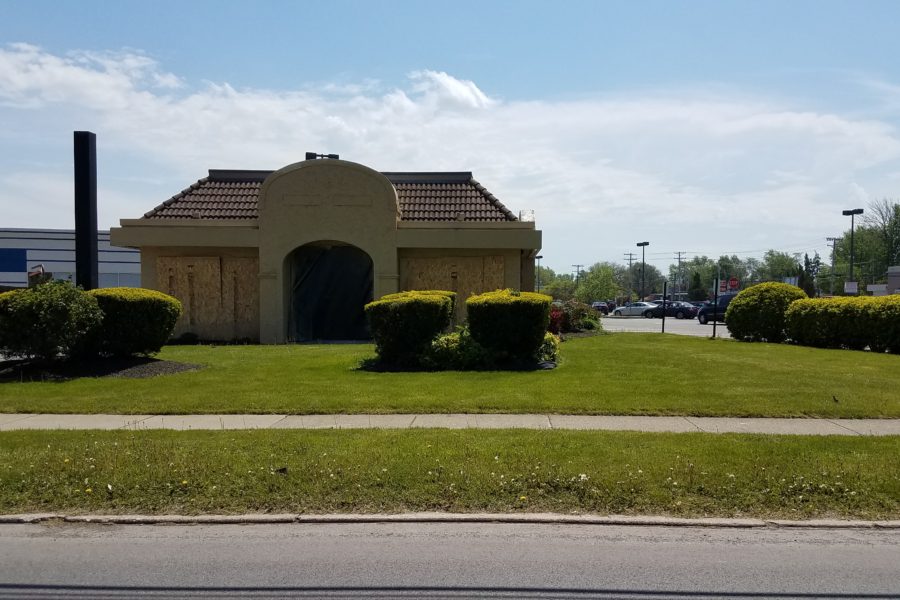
[601,315,732,338]
[0,522,897,598]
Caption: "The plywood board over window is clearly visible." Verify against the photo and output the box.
[399,256,504,322]
[157,256,259,341]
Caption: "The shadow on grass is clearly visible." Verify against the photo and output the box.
[0,356,202,383]
[356,357,556,373]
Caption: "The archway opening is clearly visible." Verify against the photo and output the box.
[285,242,373,342]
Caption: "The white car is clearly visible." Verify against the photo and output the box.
[612,301,658,317]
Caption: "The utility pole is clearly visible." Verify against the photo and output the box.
[623,253,636,302]
[571,264,584,287]
[674,251,686,298]
[826,237,839,296]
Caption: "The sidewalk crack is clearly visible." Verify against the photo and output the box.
[682,416,706,432]
[824,418,862,436]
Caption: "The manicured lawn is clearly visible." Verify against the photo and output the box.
[0,429,896,519]
[1,333,898,417]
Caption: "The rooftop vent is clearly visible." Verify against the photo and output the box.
[305,152,340,160]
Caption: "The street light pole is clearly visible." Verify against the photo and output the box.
[636,242,649,301]
[842,209,864,291]
[535,255,543,293]
[826,237,839,296]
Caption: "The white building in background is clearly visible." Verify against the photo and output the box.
[0,228,140,289]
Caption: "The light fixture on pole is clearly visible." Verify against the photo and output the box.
[636,242,649,301]
[842,208,863,291]
[535,255,543,292]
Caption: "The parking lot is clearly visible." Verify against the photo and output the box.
[600,315,732,338]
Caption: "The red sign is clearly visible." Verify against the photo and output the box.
[728,277,739,290]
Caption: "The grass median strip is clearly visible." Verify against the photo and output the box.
[1,334,899,417]
[0,429,897,519]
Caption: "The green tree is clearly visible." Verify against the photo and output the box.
[798,253,820,297]
[758,250,800,282]
[862,198,900,278]
[683,256,718,296]
[543,274,576,301]
[688,272,706,300]
[834,226,883,288]
[535,265,556,294]
[716,255,749,284]
[574,262,620,303]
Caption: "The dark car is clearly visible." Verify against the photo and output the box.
[647,300,699,319]
[697,293,737,324]
[590,301,609,315]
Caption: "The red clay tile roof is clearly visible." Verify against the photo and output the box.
[143,169,517,222]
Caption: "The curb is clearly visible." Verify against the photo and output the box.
[1,512,898,529]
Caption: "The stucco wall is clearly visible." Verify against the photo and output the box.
[257,160,401,343]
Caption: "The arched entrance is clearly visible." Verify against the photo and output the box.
[285,242,374,342]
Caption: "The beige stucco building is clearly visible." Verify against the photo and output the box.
[111,157,542,343]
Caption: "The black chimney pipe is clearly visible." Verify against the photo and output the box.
[74,131,98,290]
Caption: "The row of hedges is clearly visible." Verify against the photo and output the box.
[724,281,900,353]
[0,281,182,361]
[786,296,900,353]
[365,289,556,369]
[725,282,808,343]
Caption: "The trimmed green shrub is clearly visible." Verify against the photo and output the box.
[786,295,900,353]
[86,288,183,356]
[870,295,900,354]
[0,289,23,354]
[466,289,552,362]
[365,292,453,366]
[0,281,102,361]
[379,290,457,316]
[725,282,807,343]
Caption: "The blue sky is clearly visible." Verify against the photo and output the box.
[3,0,900,272]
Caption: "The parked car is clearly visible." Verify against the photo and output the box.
[591,301,609,315]
[697,293,737,324]
[612,301,658,317]
[647,300,699,319]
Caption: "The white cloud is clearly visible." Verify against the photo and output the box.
[1,43,899,268]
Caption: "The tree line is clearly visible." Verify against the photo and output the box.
[537,198,900,303]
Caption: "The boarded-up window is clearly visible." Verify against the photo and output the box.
[156,256,259,341]
[399,256,504,322]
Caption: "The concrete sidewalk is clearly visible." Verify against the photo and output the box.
[1,413,898,435]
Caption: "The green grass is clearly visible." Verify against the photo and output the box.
[0,429,896,519]
[1,333,899,417]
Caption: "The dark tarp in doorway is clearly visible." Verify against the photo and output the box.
[287,244,373,342]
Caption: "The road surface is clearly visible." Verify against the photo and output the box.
[0,522,896,598]
[602,316,732,338]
